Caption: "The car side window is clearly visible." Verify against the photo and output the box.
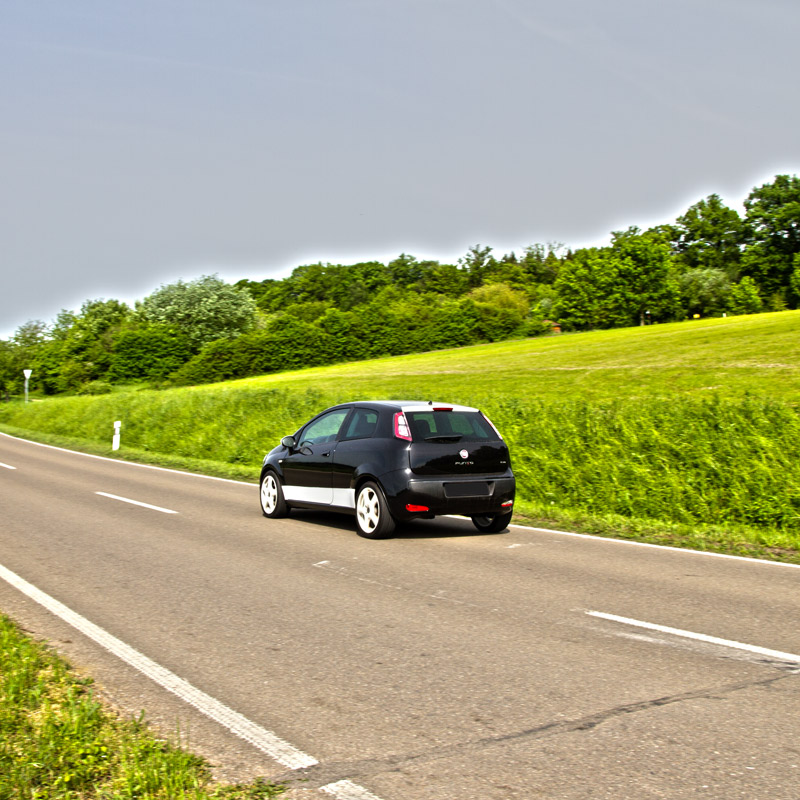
[342,409,378,440]
[300,409,349,446]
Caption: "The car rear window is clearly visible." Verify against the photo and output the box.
[406,411,498,442]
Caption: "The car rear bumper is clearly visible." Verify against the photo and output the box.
[383,472,516,519]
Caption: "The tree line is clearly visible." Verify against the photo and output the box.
[2,174,798,396]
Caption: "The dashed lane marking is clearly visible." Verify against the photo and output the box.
[95,491,178,514]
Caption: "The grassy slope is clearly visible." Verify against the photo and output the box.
[230,311,800,402]
[2,310,799,560]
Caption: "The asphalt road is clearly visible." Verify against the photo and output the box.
[1,431,799,800]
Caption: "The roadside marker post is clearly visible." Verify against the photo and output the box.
[23,369,32,403]
[112,420,121,451]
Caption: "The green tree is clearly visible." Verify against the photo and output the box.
[555,229,680,330]
[136,275,257,350]
[741,174,800,305]
[465,283,529,341]
[460,245,496,287]
[673,194,745,278]
[610,228,682,324]
[728,276,763,315]
[521,243,563,284]
[678,268,732,317]
[108,324,192,381]
[417,262,468,296]
[554,248,627,330]
[0,339,17,395]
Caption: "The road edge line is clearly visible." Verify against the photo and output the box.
[0,560,317,770]
[0,430,256,486]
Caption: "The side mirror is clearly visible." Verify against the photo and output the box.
[280,435,296,449]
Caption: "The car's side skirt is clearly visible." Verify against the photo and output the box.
[283,485,356,509]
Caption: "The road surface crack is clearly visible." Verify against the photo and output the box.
[274,671,797,789]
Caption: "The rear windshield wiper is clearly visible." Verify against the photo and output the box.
[424,434,463,442]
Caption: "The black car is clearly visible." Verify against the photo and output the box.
[259,400,515,539]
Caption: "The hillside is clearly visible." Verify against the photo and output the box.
[228,310,800,403]
[2,311,799,561]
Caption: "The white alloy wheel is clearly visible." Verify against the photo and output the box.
[357,486,380,532]
[261,474,278,514]
[260,471,288,518]
[355,482,395,539]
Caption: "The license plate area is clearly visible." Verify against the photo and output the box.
[444,481,491,498]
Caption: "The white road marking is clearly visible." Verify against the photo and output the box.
[321,780,384,800]
[0,561,317,770]
[0,430,256,485]
[587,611,800,665]
[0,461,17,470]
[0,561,390,798]
[510,523,800,569]
[95,492,178,514]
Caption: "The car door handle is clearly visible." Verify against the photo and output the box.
[321,451,331,457]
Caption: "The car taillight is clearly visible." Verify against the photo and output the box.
[406,503,429,512]
[482,412,503,439]
[394,411,412,441]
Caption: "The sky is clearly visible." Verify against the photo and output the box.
[2,0,799,338]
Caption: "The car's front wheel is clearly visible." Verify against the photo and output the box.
[471,510,512,533]
[260,471,289,518]
[355,481,396,539]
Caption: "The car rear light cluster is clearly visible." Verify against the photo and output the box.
[393,411,412,441]
[502,500,513,507]
[406,503,430,512]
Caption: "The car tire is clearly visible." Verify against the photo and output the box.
[355,481,396,539]
[471,510,512,533]
[260,471,289,518]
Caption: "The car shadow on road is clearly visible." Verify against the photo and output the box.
[284,508,511,539]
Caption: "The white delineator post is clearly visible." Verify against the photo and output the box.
[23,369,32,403]
[112,421,121,451]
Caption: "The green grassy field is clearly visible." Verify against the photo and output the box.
[2,311,799,560]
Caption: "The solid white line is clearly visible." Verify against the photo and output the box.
[509,523,800,570]
[0,430,256,486]
[586,611,800,664]
[0,560,318,770]
[95,492,178,515]
[0,461,17,470]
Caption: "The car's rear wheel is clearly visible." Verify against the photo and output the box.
[355,481,395,539]
[260,471,289,518]
[471,510,512,533]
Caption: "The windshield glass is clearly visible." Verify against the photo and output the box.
[406,411,498,442]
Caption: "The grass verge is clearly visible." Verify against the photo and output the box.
[0,613,286,799]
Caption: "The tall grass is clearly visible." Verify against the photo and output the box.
[2,386,799,536]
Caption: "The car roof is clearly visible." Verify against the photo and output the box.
[334,400,480,413]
